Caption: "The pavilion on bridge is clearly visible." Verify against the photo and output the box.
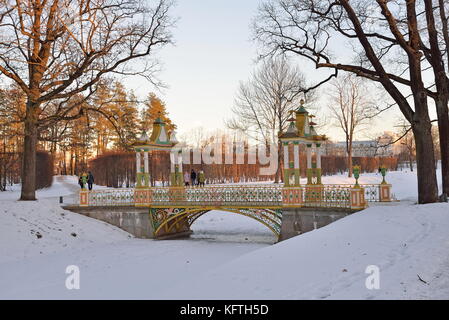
[279,99,327,187]
[132,116,184,188]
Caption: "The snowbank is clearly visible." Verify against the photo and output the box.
[0,199,132,264]
[161,202,449,299]
[0,199,267,299]
[0,172,448,299]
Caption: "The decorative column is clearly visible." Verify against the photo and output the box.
[284,143,289,169]
[379,184,392,202]
[178,152,183,173]
[350,187,367,210]
[169,149,184,187]
[136,150,142,188]
[281,141,303,206]
[293,142,300,186]
[315,143,322,185]
[283,142,290,187]
[134,147,152,206]
[170,151,176,186]
[176,150,184,186]
[143,151,150,187]
[306,144,313,185]
[350,165,367,210]
[79,190,89,207]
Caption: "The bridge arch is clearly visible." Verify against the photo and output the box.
[153,207,283,239]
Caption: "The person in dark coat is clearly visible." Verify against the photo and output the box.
[190,169,197,186]
[87,171,95,191]
[78,176,84,189]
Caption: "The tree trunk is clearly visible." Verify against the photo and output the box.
[412,121,438,204]
[435,98,449,196]
[63,150,67,175]
[20,101,39,200]
[69,150,74,175]
[347,142,353,177]
[423,0,449,197]
[275,141,281,183]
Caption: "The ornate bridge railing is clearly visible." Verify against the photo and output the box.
[86,188,135,206]
[143,185,283,207]
[316,184,396,202]
[302,185,352,208]
[81,183,393,208]
[361,184,396,202]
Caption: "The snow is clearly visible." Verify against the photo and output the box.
[0,176,79,201]
[0,171,448,299]
[0,199,267,299]
[162,202,449,299]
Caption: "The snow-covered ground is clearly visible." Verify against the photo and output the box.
[0,171,448,299]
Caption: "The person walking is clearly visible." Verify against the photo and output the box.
[198,170,205,187]
[184,171,191,186]
[78,175,84,189]
[79,172,88,190]
[190,169,197,186]
[81,173,88,189]
[87,171,95,191]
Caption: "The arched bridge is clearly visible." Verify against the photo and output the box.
[77,183,394,240]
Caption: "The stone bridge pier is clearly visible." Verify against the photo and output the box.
[279,207,355,241]
[63,206,158,239]
[63,205,358,242]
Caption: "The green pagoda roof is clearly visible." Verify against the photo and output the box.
[295,99,308,114]
[295,105,308,114]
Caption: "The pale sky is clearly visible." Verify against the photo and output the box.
[124,0,403,142]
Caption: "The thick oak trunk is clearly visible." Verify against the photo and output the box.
[423,0,449,197]
[20,101,39,201]
[412,121,439,204]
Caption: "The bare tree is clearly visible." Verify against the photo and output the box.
[423,0,449,197]
[328,74,377,177]
[253,0,442,203]
[396,122,416,172]
[227,56,309,183]
[0,0,175,200]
